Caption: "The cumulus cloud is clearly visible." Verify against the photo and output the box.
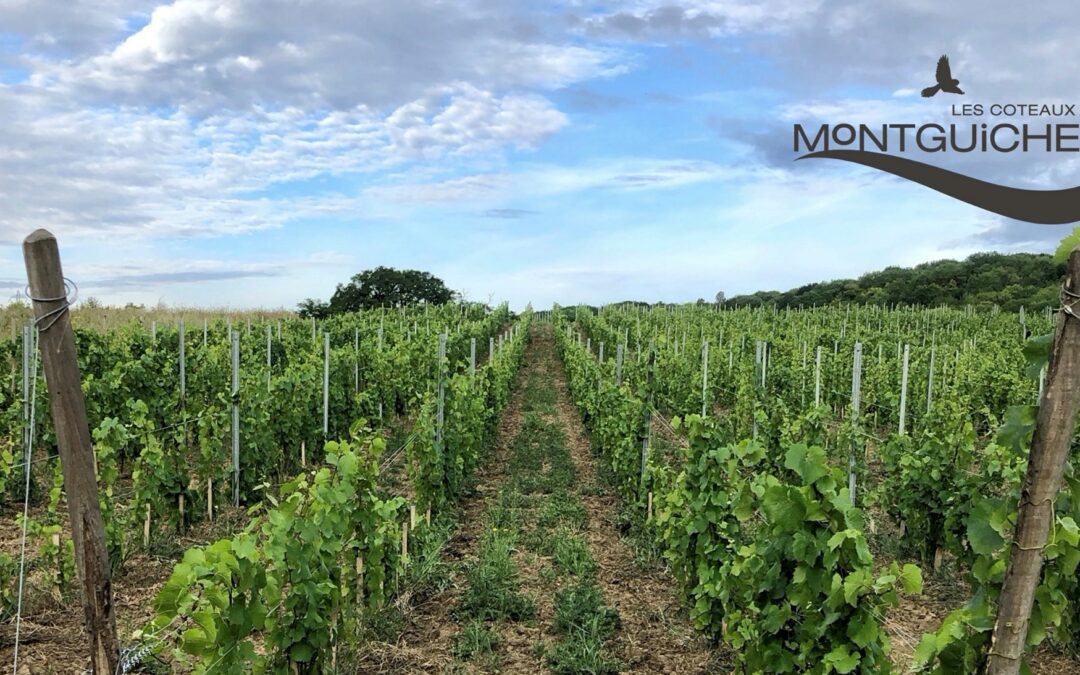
[570,0,823,40]
[33,0,622,111]
[0,0,158,56]
[0,0,617,245]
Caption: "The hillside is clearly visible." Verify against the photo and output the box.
[725,252,1062,311]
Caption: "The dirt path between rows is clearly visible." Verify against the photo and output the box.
[544,329,717,674]
[357,324,716,674]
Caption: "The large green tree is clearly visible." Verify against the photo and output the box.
[298,267,455,316]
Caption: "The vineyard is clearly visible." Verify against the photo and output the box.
[1,281,1079,672]
[555,302,1080,673]
[0,298,528,671]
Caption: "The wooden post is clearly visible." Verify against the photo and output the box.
[143,503,151,547]
[986,248,1080,674]
[22,230,119,674]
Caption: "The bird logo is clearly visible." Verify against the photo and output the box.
[921,55,964,97]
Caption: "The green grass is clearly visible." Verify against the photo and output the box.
[551,533,597,578]
[484,488,527,535]
[452,365,627,674]
[400,515,456,602]
[553,582,620,636]
[509,413,577,494]
[537,490,587,530]
[544,581,623,674]
[544,632,623,675]
[453,619,502,659]
[457,530,536,622]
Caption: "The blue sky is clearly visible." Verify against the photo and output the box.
[0,1,1077,310]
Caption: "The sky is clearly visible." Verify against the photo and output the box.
[1,1,1078,310]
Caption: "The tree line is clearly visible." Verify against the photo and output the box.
[723,252,1062,311]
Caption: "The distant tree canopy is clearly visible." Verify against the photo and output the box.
[297,267,455,317]
[725,252,1063,311]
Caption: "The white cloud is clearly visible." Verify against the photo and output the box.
[34,0,622,110]
[569,0,823,40]
[0,1,621,246]
[0,82,573,243]
[363,158,739,208]
[0,0,158,55]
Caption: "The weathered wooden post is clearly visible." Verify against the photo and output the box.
[22,230,119,674]
[986,248,1080,674]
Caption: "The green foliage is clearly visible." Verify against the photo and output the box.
[147,437,407,672]
[656,428,919,673]
[877,400,979,562]
[0,553,16,622]
[912,421,1080,673]
[1054,226,1080,263]
[554,301,1078,670]
[726,252,1063,311]
[326,267,456,314]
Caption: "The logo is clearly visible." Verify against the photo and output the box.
[921,55,964,98]
[793,55,1080,224]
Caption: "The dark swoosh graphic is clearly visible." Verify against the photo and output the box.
[797,150,1080,225]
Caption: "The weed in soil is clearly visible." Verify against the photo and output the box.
[456,530,536,623]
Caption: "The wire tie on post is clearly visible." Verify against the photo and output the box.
[24,277,78,332]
